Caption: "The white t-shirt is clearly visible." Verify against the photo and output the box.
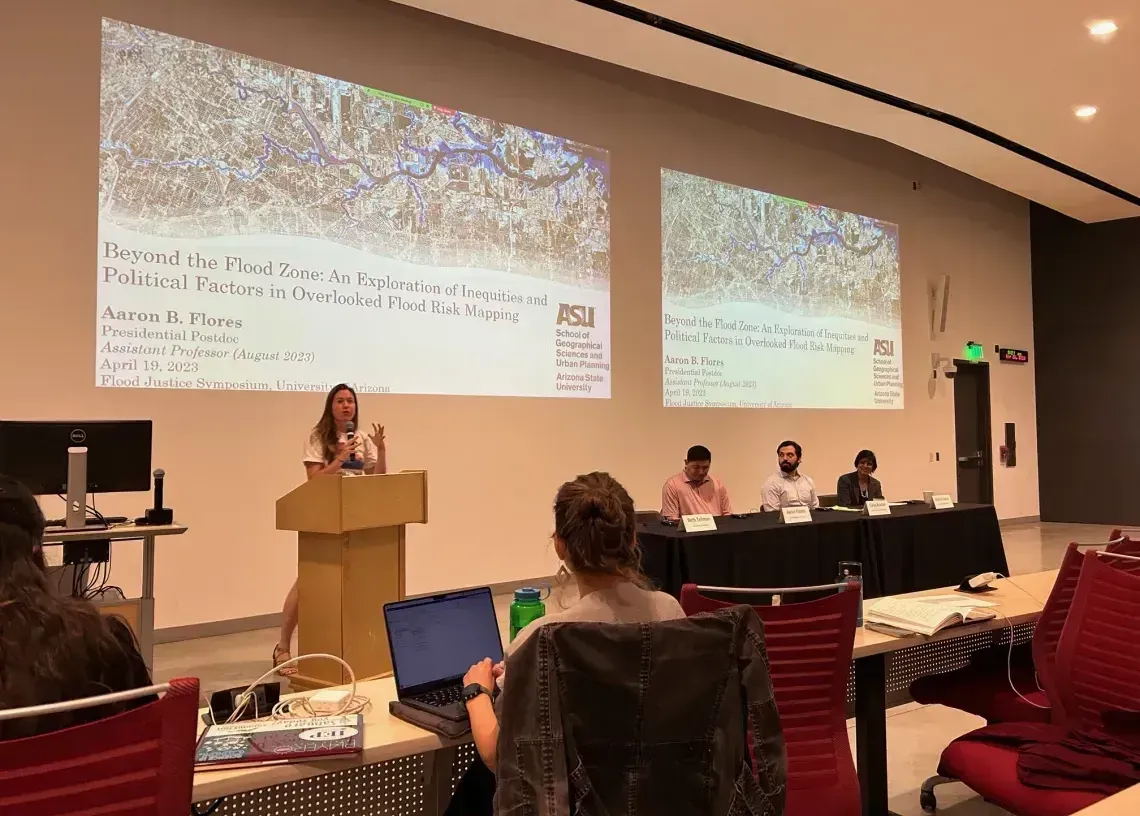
[303,431,379,470]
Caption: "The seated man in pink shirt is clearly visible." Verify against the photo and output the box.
[660,445,733,520]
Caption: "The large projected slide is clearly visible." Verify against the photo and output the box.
[97,20,611,397]
[661,170,902,409]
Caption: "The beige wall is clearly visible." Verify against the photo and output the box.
[0,0,1037,629]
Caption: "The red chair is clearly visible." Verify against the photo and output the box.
[681,582,860,816]
[1106,531,1140,557]
[0,678,199,816]
[1052,550,1140,729]
[910,544,1087,728]
[935,553,1140,815]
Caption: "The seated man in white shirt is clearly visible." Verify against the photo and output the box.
[760,440,820,511]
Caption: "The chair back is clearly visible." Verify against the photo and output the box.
[634,509,661,525]
[0,678,200,816]
[1106,534,1140,558]
[818,493,839,508]
[680,583,861,816]
[685,581,849,608]
[1030,543,1085,710]
[495,611,786,815]
[1053,553,1140,730]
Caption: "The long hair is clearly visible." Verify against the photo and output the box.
[0,474,48,596]
[311,383,359,464]
[553,472,648,589]
[0,475,151,740]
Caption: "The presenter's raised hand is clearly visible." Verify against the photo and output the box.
[369,423,386,450]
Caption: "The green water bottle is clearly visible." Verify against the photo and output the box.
[509,587,546,641]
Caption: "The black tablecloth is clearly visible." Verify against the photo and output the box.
[638,503,1009,599]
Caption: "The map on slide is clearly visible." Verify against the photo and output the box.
[662,169,899,326]
[660,169,902,409]
[99,19,610,288]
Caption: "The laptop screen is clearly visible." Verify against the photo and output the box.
[385,588,504,693]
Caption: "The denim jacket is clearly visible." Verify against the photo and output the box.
[494,606,787,815]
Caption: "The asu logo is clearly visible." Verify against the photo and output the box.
[873,339,895,356]
[556,303,596,328]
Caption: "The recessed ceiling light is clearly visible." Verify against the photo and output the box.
[1074,105,1098,119]
[1087,19,1118,40]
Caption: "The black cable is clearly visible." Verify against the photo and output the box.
[191,798,225,815]
[88,494,108,526]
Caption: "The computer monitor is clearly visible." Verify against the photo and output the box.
[0,420,152,496]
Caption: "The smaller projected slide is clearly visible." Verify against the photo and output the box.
[97,19,610,397]
[661,169,902,409]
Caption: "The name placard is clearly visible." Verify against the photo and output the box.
[930,493,954,510]
[781,506,813,524]
[681,513,717,533]
[863,499,891,517]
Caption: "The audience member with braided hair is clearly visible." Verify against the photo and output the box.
[446,472,683,814]
[0,474,152,740]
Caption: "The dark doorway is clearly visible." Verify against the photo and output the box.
[952,360,994,504]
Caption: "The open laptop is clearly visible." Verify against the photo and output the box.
[384,587,504,720]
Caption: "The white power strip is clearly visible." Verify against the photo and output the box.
[309,689,352,716]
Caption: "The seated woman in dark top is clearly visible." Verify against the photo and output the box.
[836,450,884,507]
[0,475,152,741]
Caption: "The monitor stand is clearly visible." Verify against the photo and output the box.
[65,446,88,530]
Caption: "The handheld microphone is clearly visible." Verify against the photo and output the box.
[342,422,364,471]
[345,422,357,462]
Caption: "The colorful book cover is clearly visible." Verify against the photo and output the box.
[195,715,364,769]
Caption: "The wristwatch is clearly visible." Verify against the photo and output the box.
[462,683,492,706]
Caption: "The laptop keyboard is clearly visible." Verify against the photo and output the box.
[413,685,463,707]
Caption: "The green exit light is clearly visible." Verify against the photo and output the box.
[964,342,984,361]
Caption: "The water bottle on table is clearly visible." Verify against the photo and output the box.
[836,561,864,626]
[509,586,548,641]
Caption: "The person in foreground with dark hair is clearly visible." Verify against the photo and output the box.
[0,474,152,741]
[660,444,733,520]
[836,450,884,507]
[446,472,685,814]
[761,440,819,511]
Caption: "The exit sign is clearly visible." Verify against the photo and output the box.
[997,347,1029,363]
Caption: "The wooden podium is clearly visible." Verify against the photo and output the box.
[276,471,427,689]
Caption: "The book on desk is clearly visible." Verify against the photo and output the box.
[195,715,364,770]
[865,595,997,637]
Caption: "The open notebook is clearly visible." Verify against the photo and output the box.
[865,595,997,637]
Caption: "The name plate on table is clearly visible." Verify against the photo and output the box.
[926,493,954,510]
[681,514,717,532]
[780,506,813,524]
[863,499,891,517]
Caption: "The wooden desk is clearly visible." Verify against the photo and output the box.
[1074,785,1140,814]
[192,677,464,815]
[191,570,1060,816]
[853,569,1057,659]
[41,523,187,671]
[852,570,1056,816]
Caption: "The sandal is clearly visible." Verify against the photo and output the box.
[272,644,298,676]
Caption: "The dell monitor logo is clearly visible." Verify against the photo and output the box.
[69,429,87,444]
